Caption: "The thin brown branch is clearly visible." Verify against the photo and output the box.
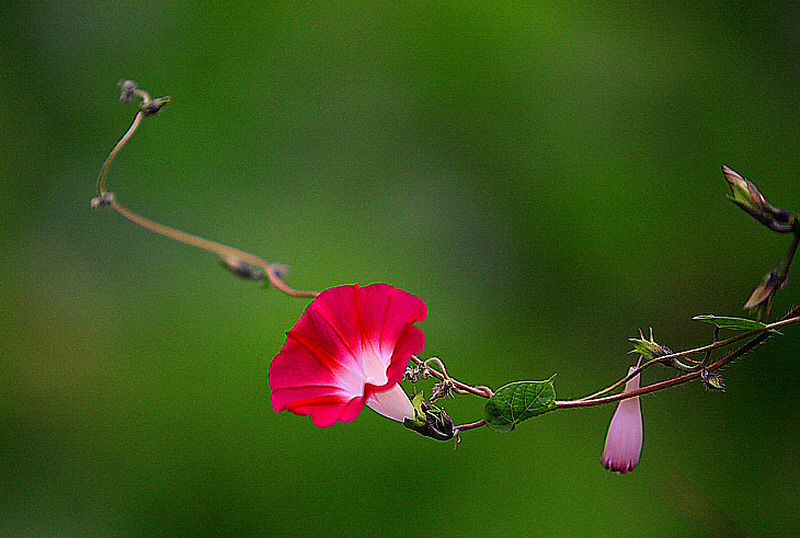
[94,82,318,299]
[556,306,800,409]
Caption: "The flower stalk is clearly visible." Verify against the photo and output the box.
[93,80,317,298]
[745,233,799,319]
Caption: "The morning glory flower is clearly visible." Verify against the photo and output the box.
[269,283,426,427]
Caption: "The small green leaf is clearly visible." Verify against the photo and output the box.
[692,314,781,334]
[484,378,557,434]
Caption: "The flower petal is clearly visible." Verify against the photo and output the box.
[366,383,415,422]
[361,283,427,357]
[381,322,424,391]
[271,386,357,427]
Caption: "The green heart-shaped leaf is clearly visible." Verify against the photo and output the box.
[484,378,557,434]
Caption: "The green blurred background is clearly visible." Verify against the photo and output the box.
[3,2,800,536]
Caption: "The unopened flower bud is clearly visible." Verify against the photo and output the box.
[701,369,727,392]
[118,79,137,103]
[90,191,115,209]
[601,365,643,474]
[141,96,171,116]
[744,269,783,311]
[722,165,793,232]
[723,165,766,217]
[219,255,264,281]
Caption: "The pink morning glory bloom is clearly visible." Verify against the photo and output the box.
[601,366,643,474]
[269,283,426,427]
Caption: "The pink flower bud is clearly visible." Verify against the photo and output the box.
[601,366,643,474]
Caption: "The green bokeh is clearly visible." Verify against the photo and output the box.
[3,2,800,536]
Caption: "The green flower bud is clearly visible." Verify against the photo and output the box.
[723,165,767,221]
[722,165,795,233]
[701,369,727,392]
[141,96,171,116]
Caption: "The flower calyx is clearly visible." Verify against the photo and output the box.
[629,328,672,361]
[403,364,429,383]
[430,378,456,401]
[630,328,701,372]
[141,95,171,116]
[404,392,455,441]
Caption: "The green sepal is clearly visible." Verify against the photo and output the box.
[406,392,427,429]
[629,335,670,360]
[483,377,557,434]
[403,392,455,441]
[692,314,781,334]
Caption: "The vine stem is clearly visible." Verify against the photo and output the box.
[779,233,800,280]
[556,306,800,409]
[454,419,485,432]
[573,312,800,402]
[410,355,493,399]
[95,89,318,299]
[410,312,800,416]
